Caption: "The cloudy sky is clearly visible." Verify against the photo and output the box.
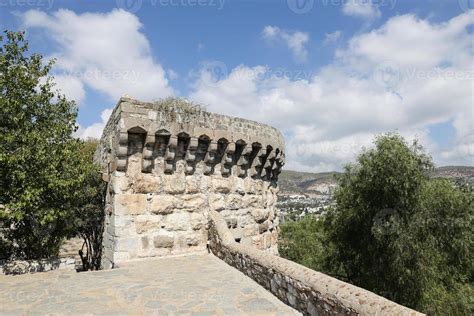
[1,0,472,171]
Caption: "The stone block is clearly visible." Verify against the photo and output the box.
[209,194,225,211]
[225,216,238,229]
[190,213,206,230]
[263,232,273,247]
[251,208,269,223]
[198,175,209,191]
[243,224,259,237]
[238,214,255,228]
[259,220,270,234]
[252,235,264,250]
[186,176,200,194]
[225,194,242,210]
[113,215,132,227]
[244,177,255,194]
[132,174,161,193]
[111,175,130,194]
[114,237,139,252]
[115,194,147,215]
[265,192,277,207]
[153,234,174,248]
[243,195,262,208]
[212,177,231,193]
[231,228,243,240]
[141,236,149,249]
[179,232,202,247]
[254,180,264,194]
[232,176,245,194]
[271,229,279,243]
[182,194,207,211]
[150,195,178,215]
[135,219,158,234]
[163,174,186,194]
[164,212,189,231]
[241,236,253,246]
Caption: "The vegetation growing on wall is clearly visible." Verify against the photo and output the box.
[280,134,474,315]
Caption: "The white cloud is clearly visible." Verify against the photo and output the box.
[52,75,86,105]
[324,30,342,45]
[262,26,309,62]
[75,108,113,140]
[191,11,474,171]
[342,0,381,19]
[22,9,174,102]
[167,69,179,80]
[197,42,205,52]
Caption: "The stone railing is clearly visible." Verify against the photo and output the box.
[208,210,424,316]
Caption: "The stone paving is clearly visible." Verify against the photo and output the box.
[0,254,299,315]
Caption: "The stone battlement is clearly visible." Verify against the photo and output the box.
[97,97,285,177]
[96,97,285,268]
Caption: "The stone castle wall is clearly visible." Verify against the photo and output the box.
[208,210,424,316]
[96,97,285,268]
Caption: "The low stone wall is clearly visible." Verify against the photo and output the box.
[208,210,424,316]
[0,257,76,275]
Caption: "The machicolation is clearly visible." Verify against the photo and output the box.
[96,97,285,268]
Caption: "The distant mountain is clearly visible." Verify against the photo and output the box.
[278,170,340,195]
[279,166,473,195]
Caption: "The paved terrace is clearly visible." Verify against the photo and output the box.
[0,254,298,315]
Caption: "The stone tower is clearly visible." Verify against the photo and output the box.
[96,97,285,269]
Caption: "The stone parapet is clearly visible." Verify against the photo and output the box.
[208,210,424,316]
[96,97,285,178]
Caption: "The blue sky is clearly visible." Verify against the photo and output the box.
[1,0,473,171]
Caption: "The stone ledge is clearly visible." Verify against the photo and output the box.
[208,210,424,316]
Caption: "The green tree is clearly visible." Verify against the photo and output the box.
[280,134,473,314]
[279,216,327,272]
[71,139,106,270]
[0,31,82,259]
[325,134,473,314]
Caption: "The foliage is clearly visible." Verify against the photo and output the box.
[0,31,82,259]
[71,139,106,271]
[0,31,106,268]
[279,134,473,315]
[279,216,327,271]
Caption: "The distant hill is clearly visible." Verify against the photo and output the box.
[278,170,340,195]
[433,166,474,185]
[279,166,473,195]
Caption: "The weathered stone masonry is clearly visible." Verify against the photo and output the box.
[208,210,423,316]
[96,97,285,268]
[96,97,423,315]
